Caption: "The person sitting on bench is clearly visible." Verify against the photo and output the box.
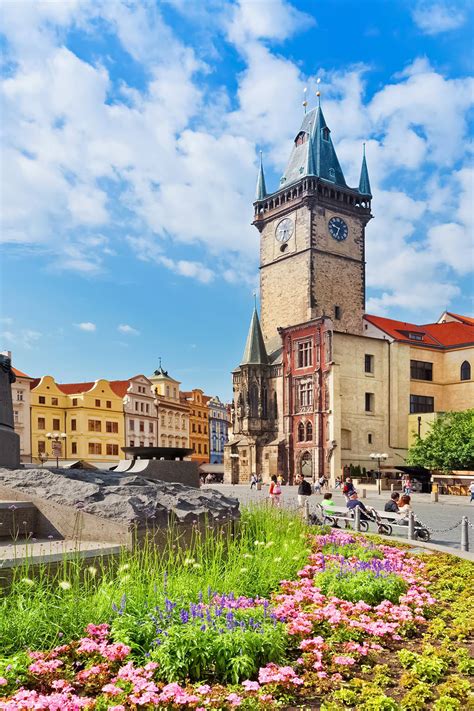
[384,492,400,513]
[396,495,413,524]
[346,492,370,521]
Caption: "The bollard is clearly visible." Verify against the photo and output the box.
[461,516,469,552]
[304,499,310,523]
[360,488,367,499]
[354,505,361,532]
[408,511,415,541]
[431,490,438,503]
[390,483,395,493]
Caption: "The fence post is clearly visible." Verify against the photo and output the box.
[360,488,367,499]
[304,500,310,522]
[461,516,469,552]
[354,505,361,532]
[408,512,415,541]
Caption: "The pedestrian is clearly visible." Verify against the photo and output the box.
[319,475,326,491]
[384,492,400,513]
[404,477,412,495]
[346,491,370,521]
[321,492,335,513]
[469,481,474,503]
[277,473,284,487]
[269,475,282,507]
[342,477,355,501]
[313,478,321,494]
[250,473,258,490]
[297,474,312,508]
[334,476,342,489]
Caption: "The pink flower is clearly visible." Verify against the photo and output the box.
[0,678,7,686]
[227,692,243,706]
[102,684,123,696]
[333,655,356,666]
[242,680,260,691]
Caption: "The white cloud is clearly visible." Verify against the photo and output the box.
[1,326,42,350]
[75,322,96,332]
[118,324,140,336]
[412,2,466,35]
[227,0,315,45]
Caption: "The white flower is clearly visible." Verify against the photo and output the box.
[192,563,202,569]
[86,567,97,577]
[184,558,195,565]
[21,577,34,586]
[120,575,130,583]
[240,567,249,573]
[243,553,253,559]
[58,580,71,590]
[292,555,300,561]
[273,557,282,563]
[118,564,130,573]
[265,541,274,548]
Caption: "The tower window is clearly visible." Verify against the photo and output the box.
[365,354,374,373]
[298,422,305,442]
[329,168,335,180]
[322,127,330,141]
[368,433,373,444]
[306,421,313,441]
[460,361,471,381]
[298,381,313,408]
[334,305,341,320]
[365,392,374,412]
[297,340,313,368]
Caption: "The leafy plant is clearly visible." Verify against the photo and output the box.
[407,409,474,471]
[314,569,408,605]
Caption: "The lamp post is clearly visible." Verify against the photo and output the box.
[46,432,67,469]
[370,452,387,496]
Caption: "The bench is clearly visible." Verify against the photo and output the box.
[366,507,431,541]
[316,504,370,532]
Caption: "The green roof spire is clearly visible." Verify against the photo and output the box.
[358,143,372,197]
[255,151,267,201]
[241,306,268,366]
[305,129,316,176]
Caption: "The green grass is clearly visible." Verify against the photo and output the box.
[0,506,310,656]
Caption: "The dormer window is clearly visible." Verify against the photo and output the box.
[329,168,335,180]
[408,332,424,341]
[295,131,307,146]
[322,127,330,141]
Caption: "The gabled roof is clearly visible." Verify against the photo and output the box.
[365,313,474,349]
[110,380,130,397]
[241,308,269,365]
[12,366,33,379]
[445,312,474,326]
[57,381,95,394]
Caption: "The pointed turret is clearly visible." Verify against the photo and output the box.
[358,144,372,197]
[255,152,267,201]
[241,307,268,366]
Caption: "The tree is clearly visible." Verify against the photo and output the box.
[407,410,474,471]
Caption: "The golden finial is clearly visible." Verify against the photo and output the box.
[302,87,308,114]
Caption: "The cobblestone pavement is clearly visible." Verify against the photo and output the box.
[203,484,474,550]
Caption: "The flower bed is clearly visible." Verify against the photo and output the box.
[0,524,473,709]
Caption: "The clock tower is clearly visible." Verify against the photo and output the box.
[254,105,373,343]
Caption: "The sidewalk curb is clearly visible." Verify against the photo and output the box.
[365,533,474,561]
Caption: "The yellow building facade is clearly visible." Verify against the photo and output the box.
[31,377,124,464]
[181,389,210,464]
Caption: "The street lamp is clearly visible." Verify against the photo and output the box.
[46,432,67,469]
[370,452,388,496]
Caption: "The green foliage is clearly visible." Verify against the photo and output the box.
[0,506,309,656]
[150,617,288,684]
[314,569,408,605]
[436,675,472,701]
[433,696,461,711]
[407,409,474,471]
[400,683,433,710]
[321,543,384,560]
[0,652,29,694]
[397,649,448,684]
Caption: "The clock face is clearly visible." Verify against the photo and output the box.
[328,216,348,242]
[275,217,294,243]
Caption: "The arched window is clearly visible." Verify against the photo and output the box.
[262,385,268,418]
[298,422,305,442]
[250,383,259,418]
[274,392,278,418]
[461,361,471,381]
[306,421,313,441]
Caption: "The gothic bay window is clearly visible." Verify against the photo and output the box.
[297,340,313,368]
[306,421,313,441]
[298,381,313,408]
[298,422,305,442]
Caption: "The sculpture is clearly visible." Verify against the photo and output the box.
[0,354,20,467]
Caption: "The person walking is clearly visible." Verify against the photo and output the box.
[469,481,474,503]
[269,475,282,507]
[313,477,321,494]
[250,473,258,490]
[297,474,312,508]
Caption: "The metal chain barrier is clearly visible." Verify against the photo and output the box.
[414,517,465,534]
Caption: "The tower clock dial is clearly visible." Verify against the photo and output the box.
[275,217,294,243]
[328,216,348,242]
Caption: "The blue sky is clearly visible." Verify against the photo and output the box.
[1,0,473,401]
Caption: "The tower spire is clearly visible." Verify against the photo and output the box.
[305,128,316,176]
[241,306,268,366]
[255,151,267,201]
[358,143,372,197]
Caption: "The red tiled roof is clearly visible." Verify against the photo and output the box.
[365,314,474,349]
[12,366,33,379]
[446,312,474,326]
[110,380,130,397]
[30,378,41,390]
[57,381,95,394]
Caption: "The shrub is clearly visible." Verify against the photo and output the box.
[314,569,408,605]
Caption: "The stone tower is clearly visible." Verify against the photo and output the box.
[254,105,373,346]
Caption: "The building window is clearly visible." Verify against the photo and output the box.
[161,415,165,426]
[368,433,373,444]
[38,417,45,429]
[106,400,112,408]
[14,410,19,423]
[39,396,46,404]
[297,340,313,368]
[298,381,313,408]
[410,395,434,414]
[106,444,119,456]
[365,354,374,373]
[306,421,313,441]
[410,360,433,381]
[461,361,471,381]
[298,422,305,441]
[192,423,196,432]
[129,419,134,431]
[71,419,77,431]
[52,397,58,406]
[106,421,118,433]
[52,418,60,430]
[322,127,330,141]
[88,420,101,432]
[365,392,374,412]
[334,305,341,320]
[72,398,78,406]
[408,332,424,341]
[71,442,77,455]
[95,399,101,407]
[135,403,139,411]
[88,442,102,455]
[130,440,135,447]
[139,441,144,447]
[139,421,145,432]
[149,422,154,433]
[38,441,46,454]
[204,444,207,454]
[17,391,23,401]
[197,424,201,434]
[166,386,170,397]
[198,443,202,454]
